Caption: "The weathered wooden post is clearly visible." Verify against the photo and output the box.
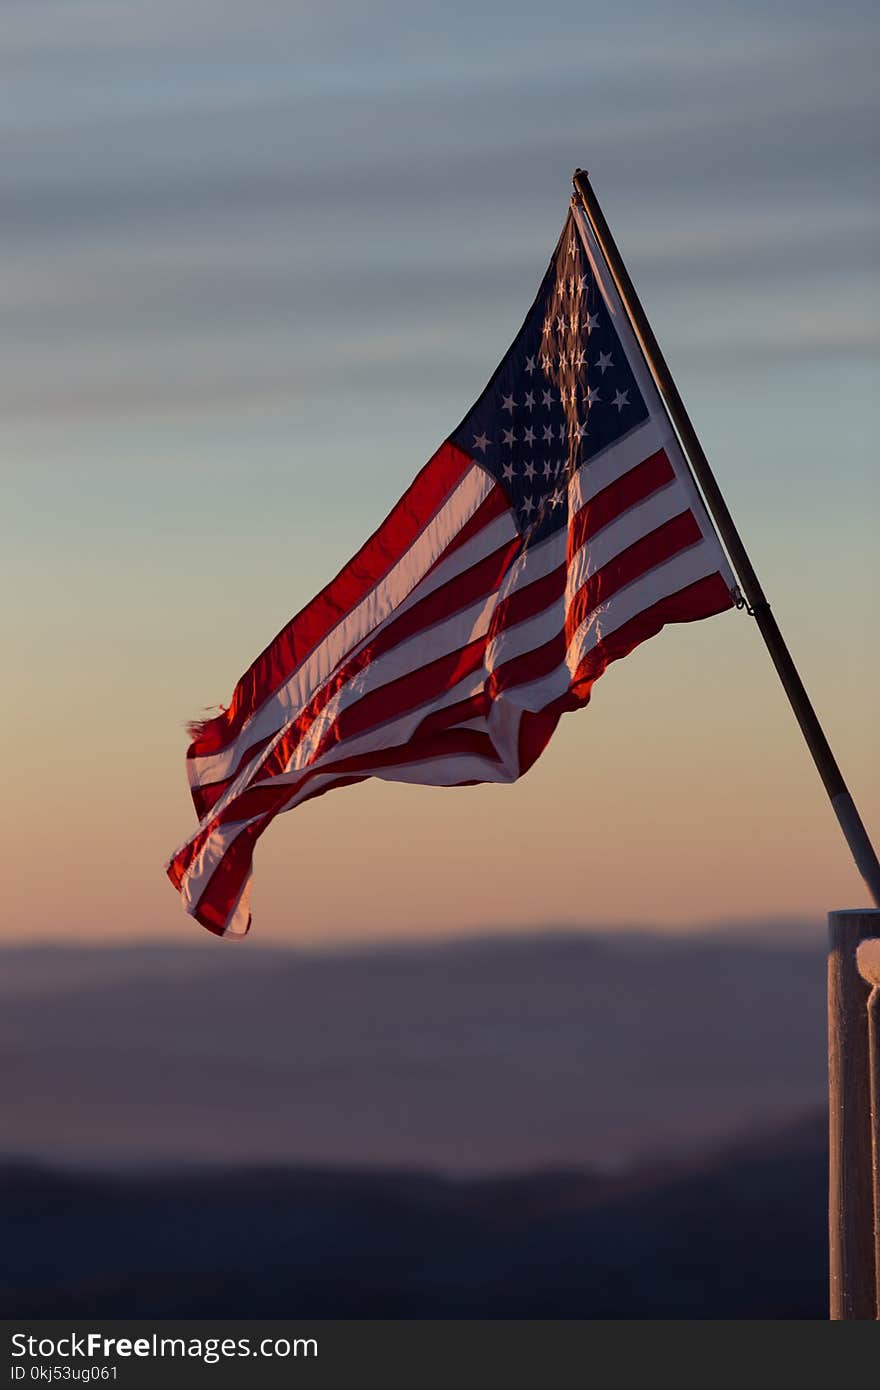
[828,909,880,1318]
[856,932,880,1318]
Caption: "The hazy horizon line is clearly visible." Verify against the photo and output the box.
[0,915,828,956]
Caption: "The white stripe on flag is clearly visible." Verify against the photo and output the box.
[187,464,496,791]
[571,205,736,594]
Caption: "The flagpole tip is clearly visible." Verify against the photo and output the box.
[572,169,590,200]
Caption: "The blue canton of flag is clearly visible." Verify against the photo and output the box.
[451,216,649,546]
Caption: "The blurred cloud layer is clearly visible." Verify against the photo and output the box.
[2,2,877,418]
[2,0,877,941]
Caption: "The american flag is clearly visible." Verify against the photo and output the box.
[167,202,736,936]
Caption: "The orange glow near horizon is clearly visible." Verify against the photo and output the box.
[4,564,876,947]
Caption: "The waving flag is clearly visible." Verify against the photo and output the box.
[167,202,736,936]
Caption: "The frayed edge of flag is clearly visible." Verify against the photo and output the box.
[186,706,227,742]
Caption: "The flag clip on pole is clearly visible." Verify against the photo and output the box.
[571,169,880,909]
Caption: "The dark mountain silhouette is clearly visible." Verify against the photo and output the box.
[2,929,829,1316]
[1,1112,826,1318]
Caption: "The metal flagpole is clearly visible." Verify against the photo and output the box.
[571,168,880,908]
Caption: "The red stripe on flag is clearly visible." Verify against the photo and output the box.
[192,732,275,818]
[186,819,261,937]
[211,729,503,825]
[567,448,675,561]
[290,636,490,769]
[189,485,513,817]
[170,572,734,934]
[185,729,503,932]
[248,539,517,785]
[565,510,702,643]
[187,454,678,818]
[423,482,512,573]
[171,628,491,889]
[570,571,734,692]
[413,692,489,738]
[516,571,734,776]
[178,635,493,888]
[491,562,566,638]
[488,510,702,700]
[187,440,473,759]
[489,449,677,644]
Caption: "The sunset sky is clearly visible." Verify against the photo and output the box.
[3,0,877,945]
